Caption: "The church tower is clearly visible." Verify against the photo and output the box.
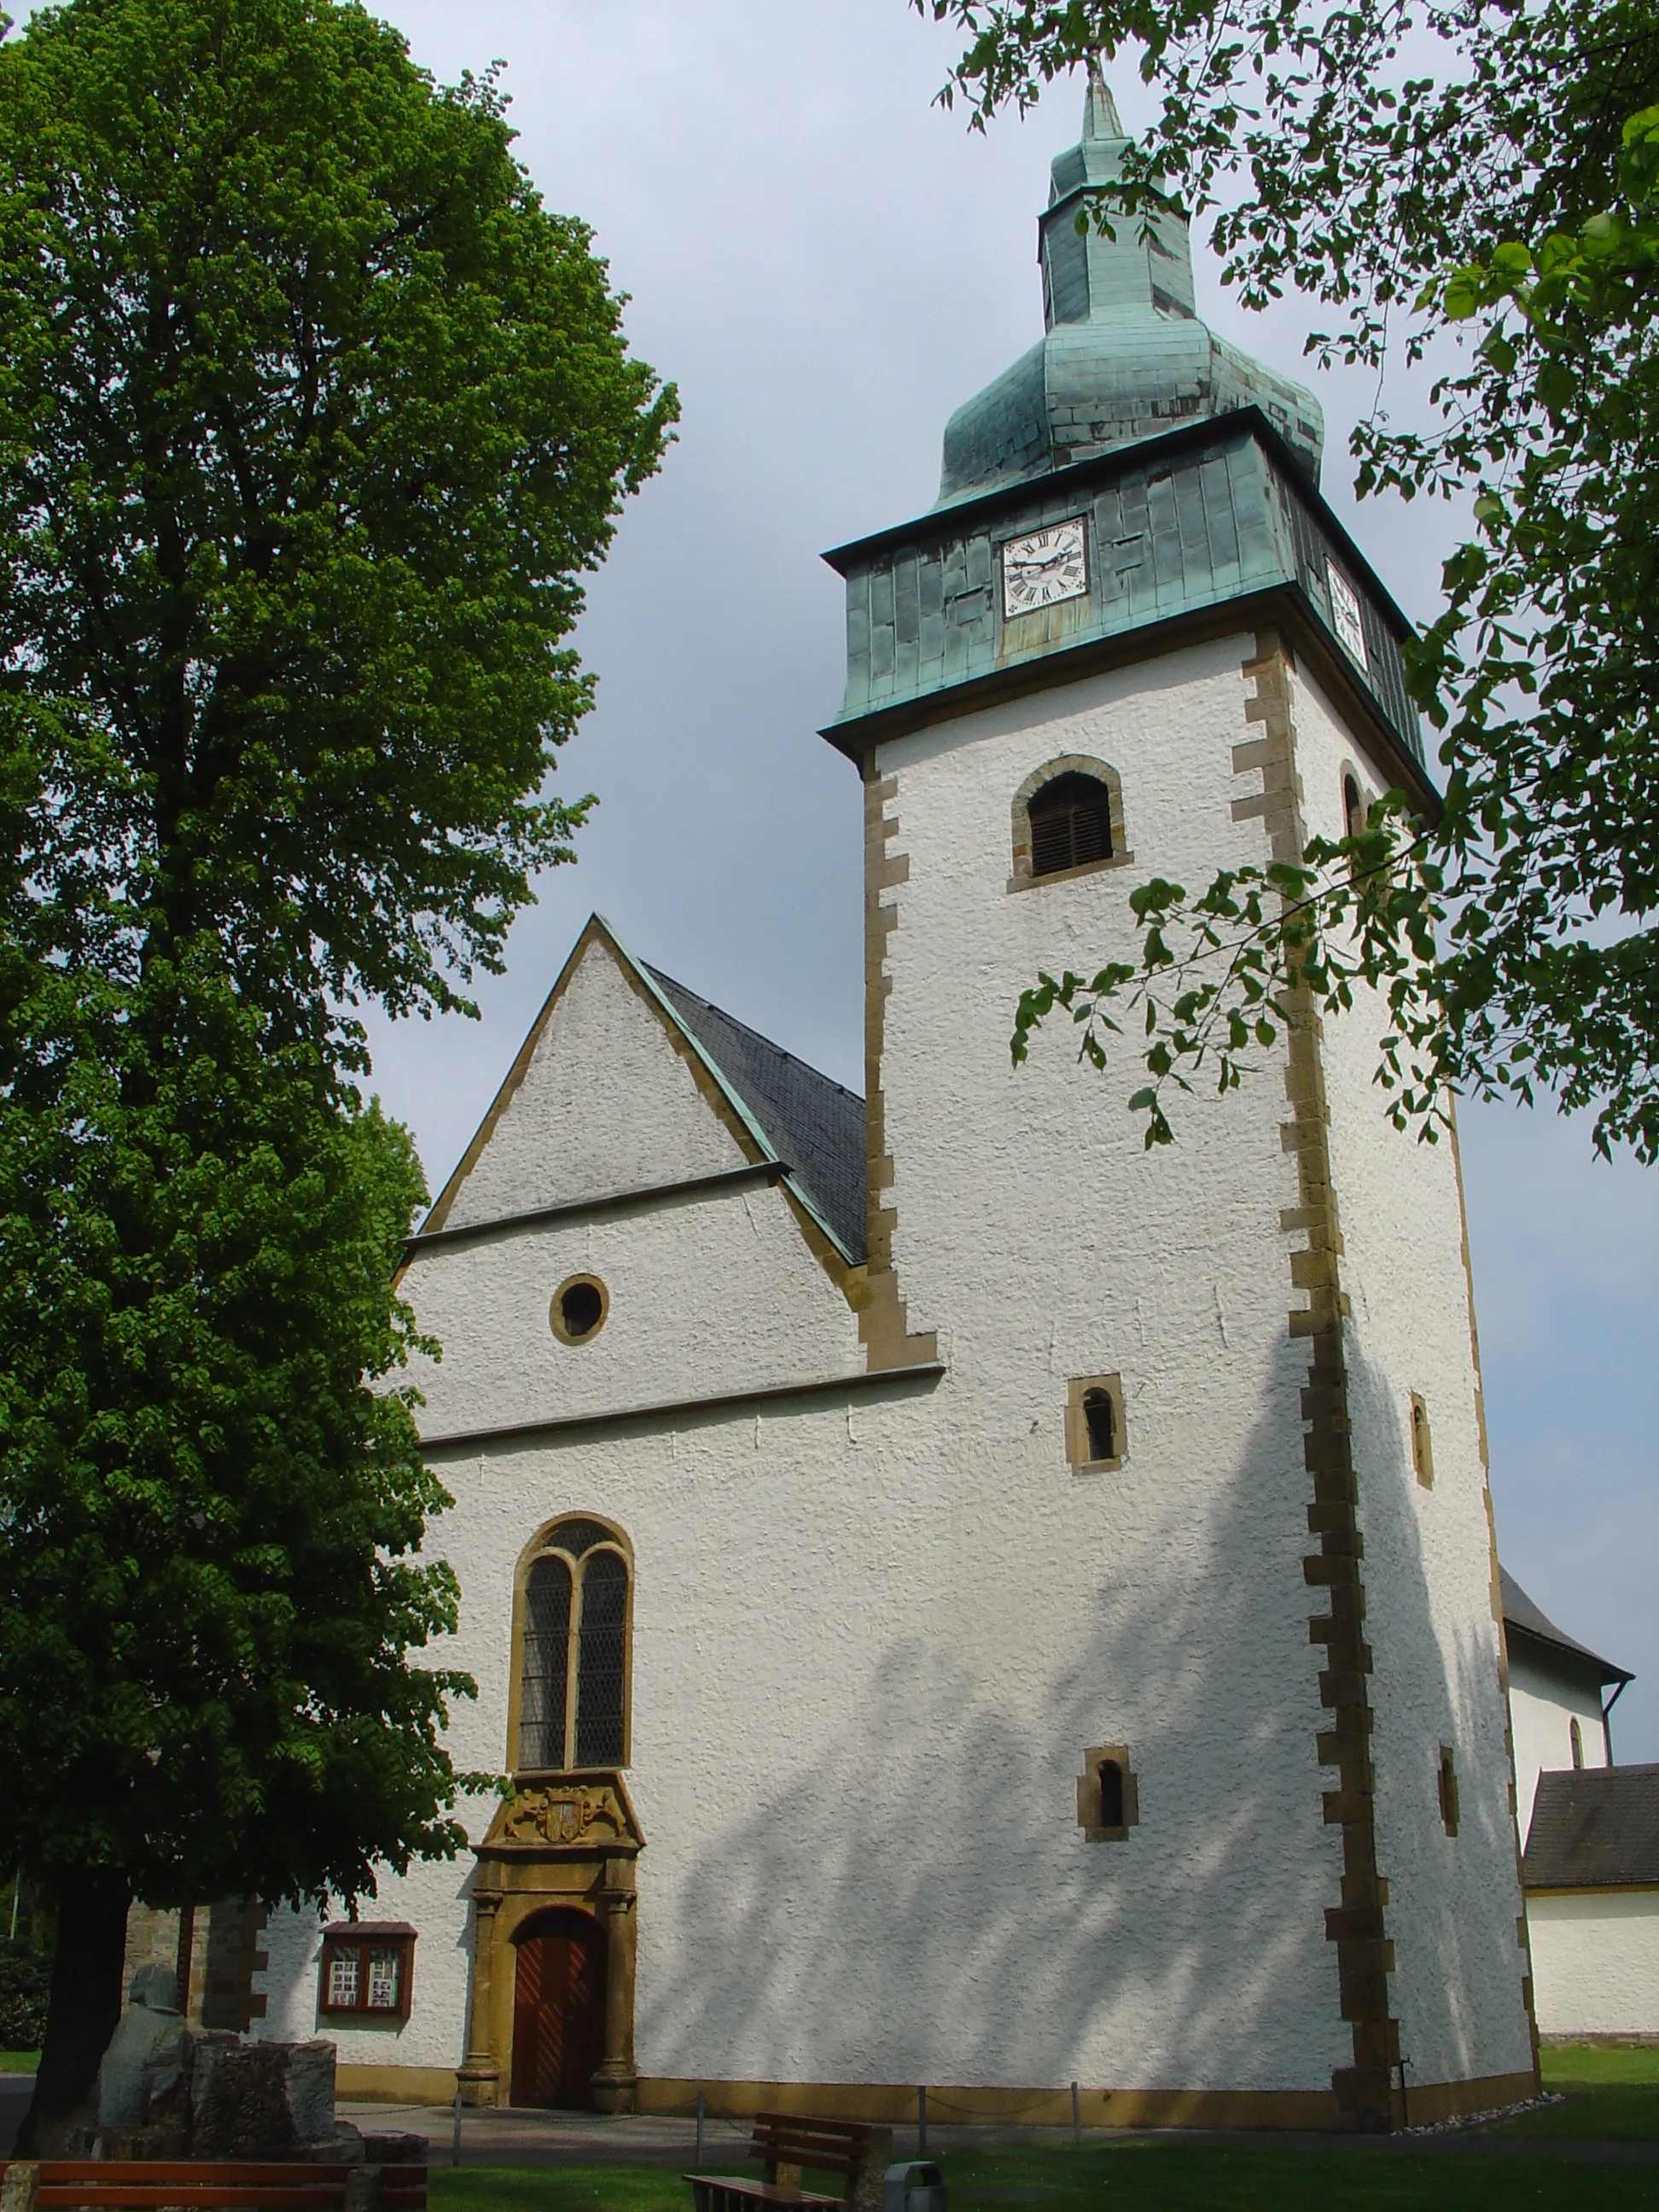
[819,73,1537,2127]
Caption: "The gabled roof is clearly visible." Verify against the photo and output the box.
[1500,1567,1633,1688]
[417,916,868,1269]
[643,965,866,1265]
[1523,1765,1659,1889]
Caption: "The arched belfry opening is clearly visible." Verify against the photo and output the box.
[1010,756,1129,890]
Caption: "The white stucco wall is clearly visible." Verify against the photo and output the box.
[1508,1646,1610,1842]
[398,937,864,1441]
[257,632,1531,2104]
[257,1860,483,2074]
[1526,1889,1659,2035]
[437,940,744,1231]
[848,635,1351,2092]
[1282,656,1534,2087]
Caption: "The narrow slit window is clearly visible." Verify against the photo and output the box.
[1077,1743,1138,1841]
[1410,1394,1434,1487]
[1083,1389,1116,1464]
[1570,1716,1585,1769]
[1342,774,1365,841]
[1097,1758,1125,1830]
[1068,1374,1125,1471]
[1028,772,1114,877]
[1438,1744,1460,1837]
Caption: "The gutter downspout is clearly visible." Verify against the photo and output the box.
[1601,1678,1628,1767]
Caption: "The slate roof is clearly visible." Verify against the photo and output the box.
[643,965,867,1265]
[1523,1765,1659,1889]
[1500,1567,1633,1686]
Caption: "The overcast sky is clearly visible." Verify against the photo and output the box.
[352,0,1658,1760]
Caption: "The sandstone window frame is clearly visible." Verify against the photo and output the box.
[1010,754,1132,893]
[551,1272,609,1346]
[317,1921,416,2023]
[1410,1392,1435,1488]
[1066,1372,1126,1474]
[1077,1745,1139,1842]
[509,1516,634,1776]
[1341,765,1371,842]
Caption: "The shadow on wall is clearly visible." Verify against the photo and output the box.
[1343,1329,1529,2087]
[636,1330,1521,2098]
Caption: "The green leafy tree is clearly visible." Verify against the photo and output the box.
[920,4,1659,1161]
[1,958,456,2145]
[0,0,674,2143]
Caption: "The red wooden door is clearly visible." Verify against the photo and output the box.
[510,1909,608,2108]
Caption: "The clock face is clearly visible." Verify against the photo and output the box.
[1002,520,1088,617]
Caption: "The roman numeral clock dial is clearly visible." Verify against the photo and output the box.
[1001,520,1088,616]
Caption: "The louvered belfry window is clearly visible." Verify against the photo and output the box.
[1028,771,1114,876]
[516,1521,631,1771]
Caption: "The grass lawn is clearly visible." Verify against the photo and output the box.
[424,2051,1659,2212]
[428,2139,1656,2212]
[430,2063,1659,2212]
[1491,2040,1659,2139]
[0,2052,36,2073]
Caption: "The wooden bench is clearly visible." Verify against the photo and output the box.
[685,2113,886,2212]
[0,2163,428,2212]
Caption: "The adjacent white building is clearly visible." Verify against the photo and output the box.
[238,77,1545,2130]
[1500,1570,1658,2041]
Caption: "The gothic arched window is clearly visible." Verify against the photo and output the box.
[515,1517,632,1772]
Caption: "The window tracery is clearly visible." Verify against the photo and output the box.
[515,1517,632,1772]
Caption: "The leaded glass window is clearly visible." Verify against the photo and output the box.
[520,1554,572,1770]
[575,1549,627,1765]
[515,1525,631,1771]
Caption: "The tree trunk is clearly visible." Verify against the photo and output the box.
[15,1868,130,2155]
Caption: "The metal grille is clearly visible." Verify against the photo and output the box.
[519,1553,572,1769]
[574,1548,628,1766]
[1029,773,1113,876]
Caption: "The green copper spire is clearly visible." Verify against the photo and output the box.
[937,68,1324,503]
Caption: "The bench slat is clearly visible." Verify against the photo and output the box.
[39,2192,346,2209]
[748,2116,873,2172]
[34,2171,347,2187]
[685,2181,841,2210]
[753,2117,873,2141]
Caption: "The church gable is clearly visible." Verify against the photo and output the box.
[427,921,751,1236]
[399,918,871,1440]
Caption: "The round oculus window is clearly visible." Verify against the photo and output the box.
[551,1273,608,1345]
